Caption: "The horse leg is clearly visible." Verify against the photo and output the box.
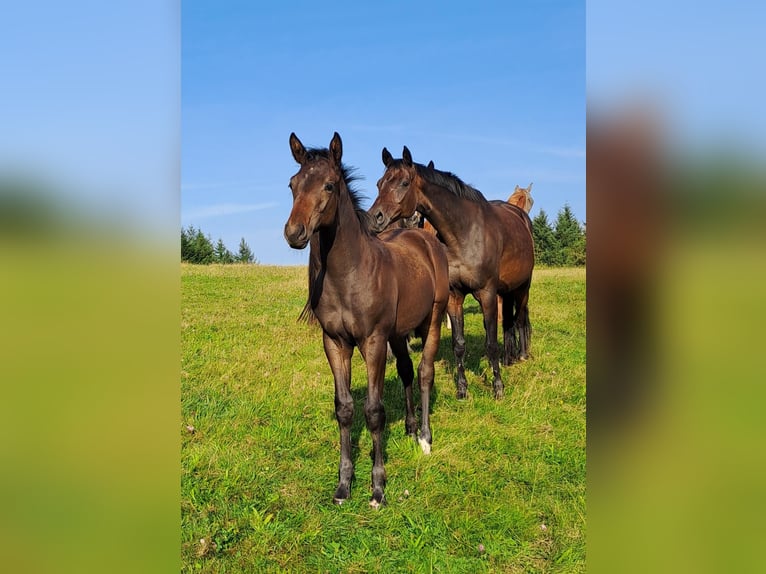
[323,333,355,504]
[476,288,504,399]
[514,281,532,361]
[501,294,518,366]
[360,335,388,508]
[388,334,417,440]
[416,307,442,455]
[447,291,468,399]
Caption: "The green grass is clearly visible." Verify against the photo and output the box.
[182,264,585,573]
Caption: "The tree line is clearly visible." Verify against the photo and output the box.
[531,204,586,266]
[181,225,256,264]
[181,204,585,266]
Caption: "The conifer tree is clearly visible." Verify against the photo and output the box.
[237,237,255,264]
[554,204,585,266]
[531,210,561,266]
[214,238,234,264]
[181,225,194,262]
[191,228,214,264]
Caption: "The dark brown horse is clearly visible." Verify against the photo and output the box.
[284,133,449,507]
[369,147,534,399]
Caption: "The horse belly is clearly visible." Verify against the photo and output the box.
[383,230,448,333]
[392,273,437,334]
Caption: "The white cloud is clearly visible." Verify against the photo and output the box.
[183,202,278,220]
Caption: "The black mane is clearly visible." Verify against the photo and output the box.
[304,147,374,232]
[412,162,486,203]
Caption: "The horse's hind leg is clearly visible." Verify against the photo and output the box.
[415,307,442,455]
[514,283,531,361]
[389,335,417,439]
[501,294,518,366]
[447,291,468,399]
[476,288,504,399]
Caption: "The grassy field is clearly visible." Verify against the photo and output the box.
[181,264,585,573]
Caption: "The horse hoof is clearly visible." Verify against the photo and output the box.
[333,484,350,505]
[494,389,504,400]
[369,491,385,509]
[418,437,432,455]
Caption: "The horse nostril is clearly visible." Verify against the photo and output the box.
[285,222,307,245]
[375,212,385,224]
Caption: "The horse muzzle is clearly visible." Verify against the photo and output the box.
[284,221,309,249]
[369,208,389,233]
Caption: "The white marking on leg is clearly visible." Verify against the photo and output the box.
[418,437,431,455]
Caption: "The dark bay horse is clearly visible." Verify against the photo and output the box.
[369,147,534,399]
[283,133,449,507]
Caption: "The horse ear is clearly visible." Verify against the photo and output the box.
[402,146,413,166]
[427,160,434,169]
[382,147,393,167]
[329,132,343,165]
[528,182,533,191]
[290,132,306,165]
[514,184,520,192]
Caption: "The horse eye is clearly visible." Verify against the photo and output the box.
[324,183,334,192]
[402,180,410,187]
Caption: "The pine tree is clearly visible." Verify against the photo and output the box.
[554,204,585,266]
[237,237,255,264]
[191,229,214,264]
[531,210,561,266]
[214,238,235,264]
[181,225,194,262]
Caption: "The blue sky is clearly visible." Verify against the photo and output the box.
[587,0,766,155]
[182,1,585,265]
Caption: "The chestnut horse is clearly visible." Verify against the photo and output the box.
[498,183,534,324]
[284,133,449,507]
[508,183,534,213]
[369,147,534,399]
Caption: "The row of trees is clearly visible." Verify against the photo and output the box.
[181,225,256,264]
[531,204,586,266]
[181,205,585,266]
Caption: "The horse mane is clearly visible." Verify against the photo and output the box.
[298,146,373,325]
[413,162,487,203]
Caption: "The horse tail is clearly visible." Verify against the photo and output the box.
[298,299,317,324]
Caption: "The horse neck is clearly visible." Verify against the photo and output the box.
[313,186,370,277]
[417,179,480,245]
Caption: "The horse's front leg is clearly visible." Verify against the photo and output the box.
[447,291,468,399]
[360,333,388,508]
[323,332,355,504]
[476,287,504,399]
